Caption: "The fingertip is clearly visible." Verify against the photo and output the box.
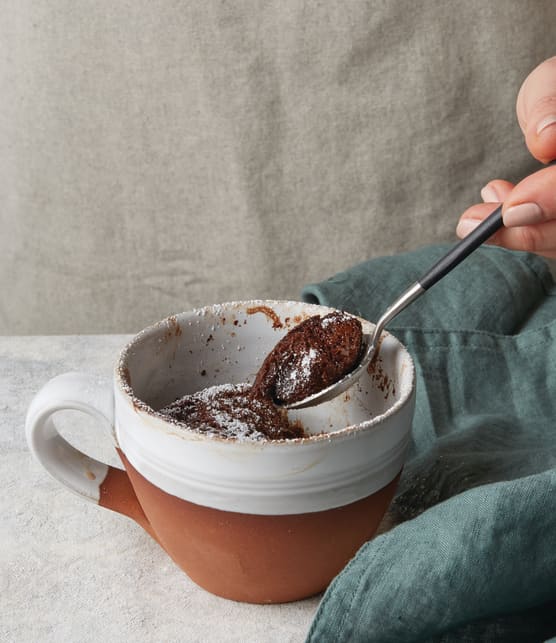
[456,218,480,239]
[536,115,556,136]
[480,185,498,203]
[479,179,514,203]
[502,202,544,227]
[525,110,556,163]
[457,203,504,239]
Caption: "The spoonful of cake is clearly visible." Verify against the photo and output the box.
[250,311,365,408]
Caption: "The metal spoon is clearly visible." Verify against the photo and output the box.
[284,203,504,410]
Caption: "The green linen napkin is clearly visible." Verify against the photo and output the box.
[302,245,556,643]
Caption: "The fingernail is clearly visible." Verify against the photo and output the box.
[456,218,480,238]
[536,115,556,136]
[503,202,544,227]
[480,185,499,203]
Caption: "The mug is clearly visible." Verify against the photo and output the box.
[25,300,415,603]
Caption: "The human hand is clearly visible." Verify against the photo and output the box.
[456,56,556,258]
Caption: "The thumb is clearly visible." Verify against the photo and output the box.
[516,56,556,163]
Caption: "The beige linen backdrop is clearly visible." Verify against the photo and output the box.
[1,2,555,334]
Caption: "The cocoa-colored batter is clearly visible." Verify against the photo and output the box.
[159,311,363,440]
[251,311,363,405]
[160,383,304,440]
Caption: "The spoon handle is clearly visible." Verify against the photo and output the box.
[418,204,503,290]
[373,202,504,339]
[418,158,556,290]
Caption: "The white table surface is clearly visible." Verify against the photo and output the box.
[1,335,319,643]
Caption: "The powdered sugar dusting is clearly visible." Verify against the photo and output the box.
[280,347,321,399]
[159,382,305,441]
[301,348,318,372]
[320,311,351,327]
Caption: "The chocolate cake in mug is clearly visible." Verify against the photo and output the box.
[25,300,415,603]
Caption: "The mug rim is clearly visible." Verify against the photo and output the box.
[114,299,416,445]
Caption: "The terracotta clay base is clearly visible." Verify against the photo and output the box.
[100,452,400,604]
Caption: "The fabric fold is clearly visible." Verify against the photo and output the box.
[302,245,556,642]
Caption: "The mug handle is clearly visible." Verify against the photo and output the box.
[25,372,155,538]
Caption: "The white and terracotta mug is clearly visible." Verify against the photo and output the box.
[25,300,415,603]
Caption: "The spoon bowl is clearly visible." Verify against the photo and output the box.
[283,333,374,410]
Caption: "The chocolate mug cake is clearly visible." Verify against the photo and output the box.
[159,311,363,440]
[26,300,416,603]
